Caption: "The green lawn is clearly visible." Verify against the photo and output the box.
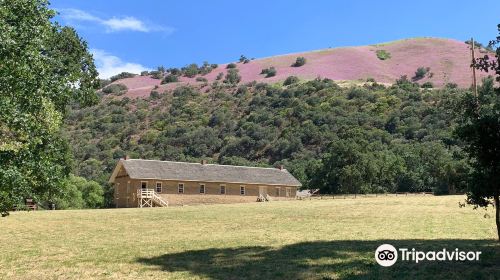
[0,195,498,279]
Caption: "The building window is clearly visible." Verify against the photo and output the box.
[178,183,184,194]
[286,188,291,197]
[199,184,205,194]
[276,187,280,197]
[240,185,246,195]
[156,182,162,193]
[220,185,226,195]
[141,181,147,189]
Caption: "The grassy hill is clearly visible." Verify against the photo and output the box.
[62,39,495,207]
[109,38,492,98]
[1,195,498,279]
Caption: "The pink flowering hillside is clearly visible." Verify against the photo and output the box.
[110,38,493,98]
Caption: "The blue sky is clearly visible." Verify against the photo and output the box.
[52,1,500,78]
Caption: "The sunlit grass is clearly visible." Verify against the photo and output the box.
[0,195,498,279]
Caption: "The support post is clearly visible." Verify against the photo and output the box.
[471,37,478,98]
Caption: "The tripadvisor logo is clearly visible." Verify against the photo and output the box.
[375,244,398,267]
[375,244,482,267]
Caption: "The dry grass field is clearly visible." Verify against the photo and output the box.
[0,195,499,279]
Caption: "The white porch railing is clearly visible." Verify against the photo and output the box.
[137,189,168,207]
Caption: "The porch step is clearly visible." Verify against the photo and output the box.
[137,189,169,208]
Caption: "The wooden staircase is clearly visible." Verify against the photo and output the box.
[257,194,271,202]
[137,189,169,208]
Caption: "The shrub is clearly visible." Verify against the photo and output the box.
[211,64,218,69]
[413,67,430,80]
[292,57,306,67]
[53,175,104,209]
[140,71,149,76]
[255,82,269,91]
[109,72,136,82]
[196,77,208,82]
[366,77,376,83]
[224,69,241,84]
[395,75,419,90]
[226,63,237,69]
[239,55,250,63]
[183,63,199,78]
[102,83,128,95]
[376,50,391,60]
[395,75,411,86]
[150,90,160,99]
[168,68,181,75]
[283,76,299,86]
[161,74,179,84]
[445,83,458,89]
[261,67,276,78]
[267,67,277,77]
[421,82,434,89]
[150,70,163,79]
[216,72,224,80]
[236,85,249,96]
[199,61,219,76]
[173,86,200,98]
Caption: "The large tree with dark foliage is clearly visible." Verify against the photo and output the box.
[0,0,99,216]
[456,25,500,241]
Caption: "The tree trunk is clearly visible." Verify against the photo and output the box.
[495,195,500,242]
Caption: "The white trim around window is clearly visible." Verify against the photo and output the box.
[199,183,205,194]
[240,185,246,196]
[141,181,148,189]
[178,183,184,194]
[220,184,226,195]
[156,182,162,193]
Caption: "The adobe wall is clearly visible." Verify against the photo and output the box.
[113,177,297,207]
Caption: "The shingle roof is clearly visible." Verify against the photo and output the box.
[112,159,301,187]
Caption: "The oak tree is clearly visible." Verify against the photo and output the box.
[0,0,98,215]
[456,25,500,240]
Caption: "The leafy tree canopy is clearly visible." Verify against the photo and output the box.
[0,0,99,216]
[457,25,500,240]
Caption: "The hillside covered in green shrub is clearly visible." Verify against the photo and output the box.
[65,77,474,203]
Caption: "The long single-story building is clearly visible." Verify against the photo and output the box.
[108,158,302,207]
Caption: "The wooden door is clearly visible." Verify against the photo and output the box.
[259,186,267,196]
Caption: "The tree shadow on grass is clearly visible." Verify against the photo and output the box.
[137,239,500,280]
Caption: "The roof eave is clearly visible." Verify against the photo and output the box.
[108,160,125,184]
[120,175,301,187]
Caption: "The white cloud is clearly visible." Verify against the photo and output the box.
[91,49,150,79]
[58,8,100,22]
[58,8,174,33]
[103,17,149,32]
